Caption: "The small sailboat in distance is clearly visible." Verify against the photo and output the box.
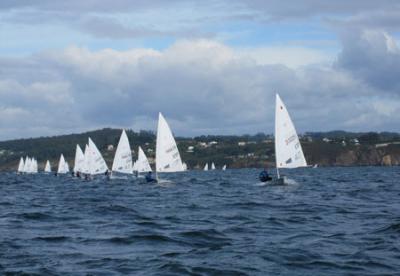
[211,162,216,170]
[222,164,227,171]
[57,154,68,174]
[73,145,85,176]
[260,94,307,184]
[203,163,209,171]
[17,157,24,174]
[44,160,51,173]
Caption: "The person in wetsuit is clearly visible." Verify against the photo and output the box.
[259,169,272,182]
[145,171,156,183]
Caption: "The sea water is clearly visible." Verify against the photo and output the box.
[1,167,399,275]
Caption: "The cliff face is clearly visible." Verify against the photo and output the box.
[317,146,400,166]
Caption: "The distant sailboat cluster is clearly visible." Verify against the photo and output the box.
[16,113,190,182]
[203,162,226,171]
[17,156,38,174]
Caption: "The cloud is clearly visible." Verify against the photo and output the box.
[336,28,400,92]
[1,31,400,140]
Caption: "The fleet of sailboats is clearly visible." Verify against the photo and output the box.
[15,102,306,184]
[18,156,39,174]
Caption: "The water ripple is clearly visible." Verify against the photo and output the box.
[1,167,400,275]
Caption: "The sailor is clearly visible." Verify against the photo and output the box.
[259,169,272,182]
[145,171,156,183]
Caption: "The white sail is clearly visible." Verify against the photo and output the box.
[32,158,38,173]
[73,145,85,173]
[23,156,29,173]
[64,160,70,173]
[88,138,108,175]
[44,160,51,172]
[17,157,24,173]
[211,162,216,170]
[182,162,187,171]
[82,144,90,174]
[203,163,208,171]
[136,146,152,173]
[155,113,184,172]
[112,130,133,174]
[275,94,307,170]
[57,154,68,174]
[26,157,32,173]
[222,164,226,171]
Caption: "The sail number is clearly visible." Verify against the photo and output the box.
[285,135,296,145]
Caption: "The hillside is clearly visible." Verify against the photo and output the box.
[1,128,400,171]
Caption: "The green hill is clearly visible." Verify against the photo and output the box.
[1,128,400,171]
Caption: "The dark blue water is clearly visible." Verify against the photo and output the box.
[1,167,400,275]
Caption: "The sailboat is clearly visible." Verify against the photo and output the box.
[44,160,51,173]
[57,154,69,174]
[153,112,184,182]
[262,94,307,184]
[23,156,29,173]
[32,158,38,173]
[26,157,33,174]
[82,144,90,177]
[222,164,227,171]
[203,163,209,171]
[211,162,216,170]
[17,157,24,174]
[111,130,133,177]
[73,145,85,176]
[88,137,108,176]
[136,146,152,174]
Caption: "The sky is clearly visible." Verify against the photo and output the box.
[1,0,400,140]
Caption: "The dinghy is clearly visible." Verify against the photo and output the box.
[57,154,69,174]
[73,145,85,176]
[211,162,216,170]
[261,94,307,184]
[81,144,91,178]
[136,146,152,173]
[88,138,108,176]
[44,160,51,173]
[222,164,227,171]
[23,156,29,173]
[203,163,209,171]
[32,158,38,173]
[111,130,133,178]
[153,112,184,182]
[17,157,24,174]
